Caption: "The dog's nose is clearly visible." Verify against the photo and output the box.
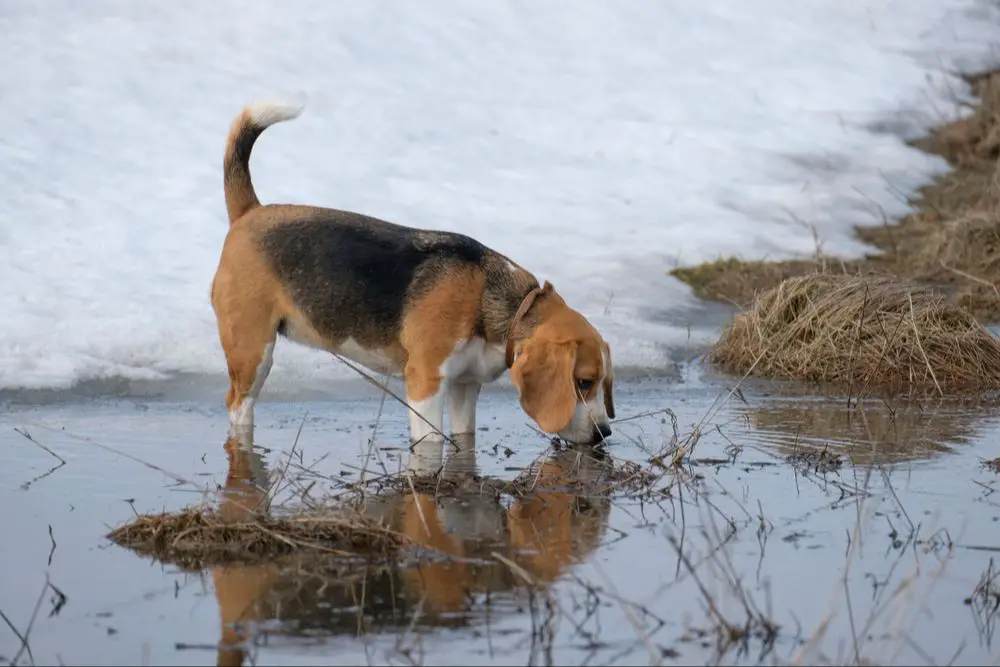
[594,423,612,440]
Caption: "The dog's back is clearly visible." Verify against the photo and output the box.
[241,205,491,350]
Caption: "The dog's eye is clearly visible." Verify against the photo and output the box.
[576,379,595,393]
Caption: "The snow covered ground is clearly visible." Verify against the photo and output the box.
[2,0,999,392]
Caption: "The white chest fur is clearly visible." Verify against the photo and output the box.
[440,338,507,384]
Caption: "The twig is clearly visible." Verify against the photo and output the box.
[266,412,308,505]
[360,373,393,489]
[20,423,204,491]
[47,525,56,568]
[14,428,66,464]
[330,352,459,449]
[405,474,431,538]
[10,574,57,666]
[0,607,32,667]
[666,534,731,632]
[590,560,663,666]
[14,428,68,491]
[492,552,536,586]
[612,407,678,426]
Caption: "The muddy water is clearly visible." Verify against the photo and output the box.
[2,370,1000,666]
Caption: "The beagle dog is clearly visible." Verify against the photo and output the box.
[211,101,615,446]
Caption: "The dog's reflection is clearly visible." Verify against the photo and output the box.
[212,434,274,667]
[211,432,612,666]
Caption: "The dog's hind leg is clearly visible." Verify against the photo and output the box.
[212,233,286,445]
[213,298,280,445]
[224,336,275,440]
[217,323,276,446]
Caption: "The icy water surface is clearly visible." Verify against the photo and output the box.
[2,372,1000,666]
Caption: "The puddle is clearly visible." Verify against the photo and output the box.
[2,373,1000,665]
[200,436,621,667]
[743,396,989,464]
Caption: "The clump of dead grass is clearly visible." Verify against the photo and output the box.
[107,505,404,569]
[709,274,1000,396]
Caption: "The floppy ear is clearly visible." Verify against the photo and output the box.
[601,341,615,420]
[511,338,578,433]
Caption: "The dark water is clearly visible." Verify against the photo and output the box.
[2,370,1000,666]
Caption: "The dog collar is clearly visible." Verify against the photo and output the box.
[505,285,545,369]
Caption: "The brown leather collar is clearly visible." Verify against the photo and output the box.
[505,285,545,368]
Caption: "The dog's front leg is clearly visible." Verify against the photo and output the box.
[405,372,447,446]
[447,382,481,435]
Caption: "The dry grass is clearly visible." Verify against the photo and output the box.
[106,505,404,570]
[672,70,1000,322]
[709,274,1000,396]
[909,212,1000,317]
[671,257,834,308]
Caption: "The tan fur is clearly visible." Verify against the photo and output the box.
[213,207,395,413]
[506,461,579,583]
[400,494,473,612]
[400,266,486,401]
[512,339,578,433]
[511,291,611,433]
[211,227,288,412]
[213,209,491,413]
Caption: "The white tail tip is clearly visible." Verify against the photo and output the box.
[245,93,307,128]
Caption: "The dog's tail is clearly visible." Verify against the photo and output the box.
[223,98,305,224]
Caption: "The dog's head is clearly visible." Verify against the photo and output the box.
[510,285,615,445]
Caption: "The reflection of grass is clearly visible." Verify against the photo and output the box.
[746,399,990,465]
[965,558,1000,649]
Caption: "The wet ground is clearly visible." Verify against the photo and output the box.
[2,367,1000,666]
